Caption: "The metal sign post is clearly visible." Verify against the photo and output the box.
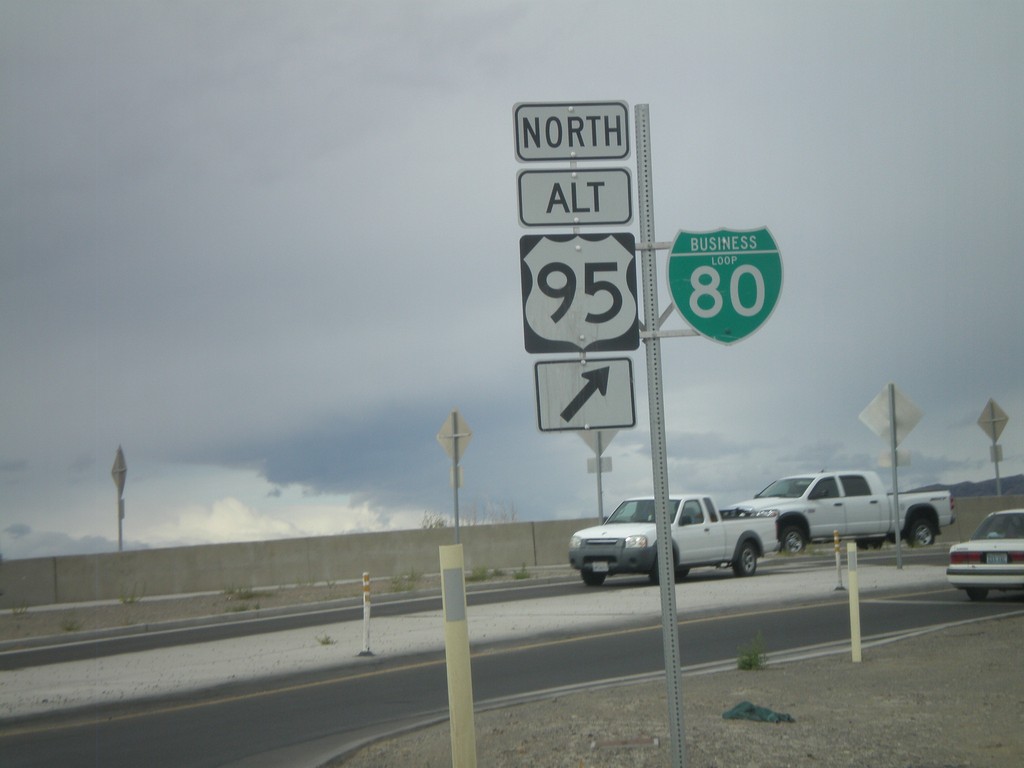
[635,103,687,768]
[512,100,784,768]
[580,429,616,523]
[859,383,923,569]
[111,446,127,552]
[437,410,472,544]
[887,383,903,568]
[977,398,1009,495]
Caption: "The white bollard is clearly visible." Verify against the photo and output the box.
[358,572,374,657]
[847,542,862,663]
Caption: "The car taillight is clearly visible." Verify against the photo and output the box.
[949,551,982,564]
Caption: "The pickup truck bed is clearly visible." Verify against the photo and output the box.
[726,470,955,553]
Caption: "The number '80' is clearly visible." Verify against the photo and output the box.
[688,265,766,319]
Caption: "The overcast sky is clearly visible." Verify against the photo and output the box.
[2,1,1021,560]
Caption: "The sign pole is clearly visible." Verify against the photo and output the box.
[595,431,604,523]
[451,410,461,544]
[636,103,687,768]
[887,383,903,570]
[976,399,1008,496]
[437,410,472,545]
[989,400,1002,496]
[111,446,127,553]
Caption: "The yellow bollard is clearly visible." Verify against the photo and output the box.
[834,530,845,591]
[440,544,477,767]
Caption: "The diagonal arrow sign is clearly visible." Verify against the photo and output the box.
[534,357,635,432]
[561,366,610,422]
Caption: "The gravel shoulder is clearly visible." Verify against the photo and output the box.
[0,570,482,644]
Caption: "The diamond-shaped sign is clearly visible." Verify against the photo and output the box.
[437,409,472,463]
[859,384,922,447]
[977,398,1008,442]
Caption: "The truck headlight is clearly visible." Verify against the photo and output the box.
[570,535,583,550]
[624,535,648,549]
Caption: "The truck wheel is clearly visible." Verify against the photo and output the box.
[907,518,936,547]
[648,553,680,585]
[581,570,606,587]
[732,541,758,577]
[965,588,988,601]
[779,525,806,554]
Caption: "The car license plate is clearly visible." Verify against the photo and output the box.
[591,561,609,573]
[987,552,1008,565]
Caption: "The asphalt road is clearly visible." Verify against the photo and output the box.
[0,549,949,671]
[2,553,1017,768]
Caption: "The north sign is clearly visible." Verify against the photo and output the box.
[534,358,636,432]
[520,232,639,353]
[517,168,632,227]
[514,101,630,162]
[667,227,782,345]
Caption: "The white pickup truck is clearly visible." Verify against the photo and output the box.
[726,470,955,553]
[568,495,779,586]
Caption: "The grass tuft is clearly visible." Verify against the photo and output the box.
[737,631,768,671]
[465,566,492,583]
[390,570,420,592]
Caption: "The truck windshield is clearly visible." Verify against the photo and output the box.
[755,477,812,499]
[605,499,679,524]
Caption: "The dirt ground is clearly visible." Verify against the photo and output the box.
[0,572,451,643]
[336,613,1024,768]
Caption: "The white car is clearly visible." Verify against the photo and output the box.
[947,509,1024,601]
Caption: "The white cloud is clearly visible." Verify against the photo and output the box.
[144,496,431,549]
[148,498,302,546]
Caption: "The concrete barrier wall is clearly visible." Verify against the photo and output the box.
[935,495,1024,545]
[0,518,588,609]
[1,497,1019,609]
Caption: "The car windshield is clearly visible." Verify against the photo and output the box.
[971,512,1024,540]
[605,499,679,524]
[755,477,812,499]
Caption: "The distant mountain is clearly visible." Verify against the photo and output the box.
[911,474,1024,497]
